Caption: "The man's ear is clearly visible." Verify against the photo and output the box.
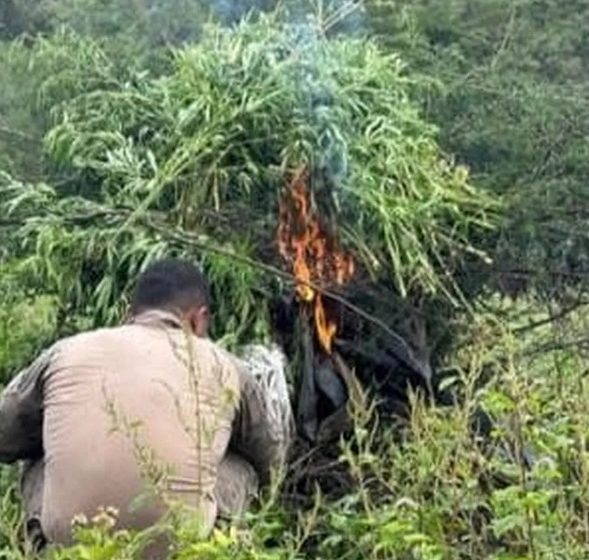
[187,305,210,338]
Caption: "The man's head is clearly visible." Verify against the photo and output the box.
[130,258,211,337]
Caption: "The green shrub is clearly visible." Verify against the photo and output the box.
[0,266,58,384]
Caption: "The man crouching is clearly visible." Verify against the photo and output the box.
[0,258,292,555]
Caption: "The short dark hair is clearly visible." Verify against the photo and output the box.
[130,258,210,315]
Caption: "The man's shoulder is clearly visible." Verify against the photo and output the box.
[198,339,245,372]
[50,325,153,364]
[55,325,126,349]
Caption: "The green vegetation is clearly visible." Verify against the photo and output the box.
[1,1,588,558]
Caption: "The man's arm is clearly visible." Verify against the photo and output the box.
[0,348,54,464]
[229,361,293,485]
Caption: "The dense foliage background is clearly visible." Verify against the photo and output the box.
[1,1,588,558]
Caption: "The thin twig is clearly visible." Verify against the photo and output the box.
[0,125,38,143]
[8,206,428,377]
[524,337,589,357]
[489,2,517,70]
[151,220,428,378]
[513,300,589,334]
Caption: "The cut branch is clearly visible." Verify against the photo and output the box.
[4,205,429,379]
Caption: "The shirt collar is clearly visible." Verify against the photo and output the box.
[128,309,184,330]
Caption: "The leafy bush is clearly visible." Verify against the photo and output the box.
[0,262,58,384]
[1,14,493,344]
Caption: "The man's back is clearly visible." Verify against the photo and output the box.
[41,314,239,543]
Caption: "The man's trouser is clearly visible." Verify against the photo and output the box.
[21,452,258,553]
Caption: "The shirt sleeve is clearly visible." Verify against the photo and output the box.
[0,347,55,464]
[229,359,292,485]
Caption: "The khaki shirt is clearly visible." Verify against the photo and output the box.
[0,311,286,544]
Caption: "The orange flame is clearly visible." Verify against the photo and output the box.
[278,167,355,353]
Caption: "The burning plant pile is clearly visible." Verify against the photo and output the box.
[277,166,360,443]
[2,13,496,464]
